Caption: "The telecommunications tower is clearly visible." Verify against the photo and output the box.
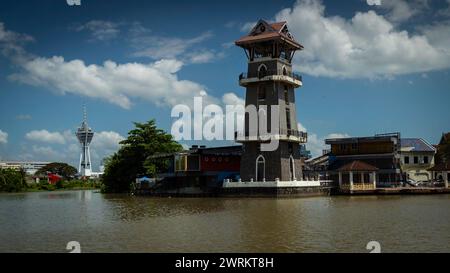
[76,106,94,177]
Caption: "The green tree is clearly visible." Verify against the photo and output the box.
[436,138,450,164]
[35,162,78,179]
[102,119,182,193]
[0,168,27,192]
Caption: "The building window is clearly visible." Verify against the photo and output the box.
[340,144,347,151]
[289,155,295,181]
[286,108,291,130]
[258,86,266,102]
[423,156,429,164]
[404,156,410,164]
[351,143,357,150]
[414,156,419,164]
[256,155,265,181]
[284,86,289,105]
[258,64,267,78]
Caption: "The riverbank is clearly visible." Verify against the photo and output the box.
[336,186,450,195]
[1,180,102,193]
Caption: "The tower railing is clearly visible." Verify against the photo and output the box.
[235,129,307,143]
[239,69,302,82]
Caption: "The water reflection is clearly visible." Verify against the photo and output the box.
[0,190,449,252]
[102,195,229,221]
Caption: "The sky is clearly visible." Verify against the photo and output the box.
[0,0,450,170]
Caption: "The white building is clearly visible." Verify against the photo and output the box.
[400,138,436,182]
[0,161,50,175]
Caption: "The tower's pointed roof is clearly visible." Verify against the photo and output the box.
[235,19,303,50]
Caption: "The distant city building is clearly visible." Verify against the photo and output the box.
[400,138,436,182]
[76,106,94,177]
[299,144,312,159]
[0,161,50,175]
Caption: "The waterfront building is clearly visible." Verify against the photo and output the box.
[428,163,450,188]
[0,161,50,175]
[325,133,402,191]
[434,132,450,165]
[138,145,241,194]
[400,138,436,182]
[235,19,307,182]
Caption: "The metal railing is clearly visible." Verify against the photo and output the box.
[235,129,307,141]
[239,69,302,82]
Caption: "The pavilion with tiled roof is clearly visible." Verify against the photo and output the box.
[428,162,450,187]
[336,160,378,191]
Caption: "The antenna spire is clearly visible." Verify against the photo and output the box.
[83,103,87,124]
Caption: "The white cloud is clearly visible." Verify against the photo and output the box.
[185,50,224,64]
[327,133,351,139]
[306,132,350,157]
[240,21,257,33]
[222,92,244,106]
[298,123,349,157]
[366,0,381,6]
[0,130,8,144]
[31,145,59,159]
[380,0,419,22]
[89,131,125,166]
[74,20,121,41]
[11,56,214,109]
[22,129,124,169]
[131,31,214,61]
[25,130,66,144]
[271,0,450,78]
[0,22,34,63]
[297,122,307,132]
[418,20,450,55]
[15,114,32,120]
[90,131,124,154]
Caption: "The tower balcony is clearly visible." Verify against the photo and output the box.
[235,129,307,143]
[239,69,302,87]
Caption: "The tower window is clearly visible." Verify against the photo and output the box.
[289,156,295,181]
[256,155,265,181]
[404,156,410,164]
[258,86,266,101]
[258,65,267,78]
[286,108,291,130]
[284,86,289,105]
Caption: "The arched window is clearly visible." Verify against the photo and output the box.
[257,85,266,102]
[282,66,288,76]
[289,155,295,181]
[256,155,265,182]
[258,64,267,78]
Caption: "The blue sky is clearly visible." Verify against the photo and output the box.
[1,0,450,169]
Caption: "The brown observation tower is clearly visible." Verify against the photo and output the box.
[235,19,307,182]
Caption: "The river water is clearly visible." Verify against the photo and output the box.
[0,190,449,253]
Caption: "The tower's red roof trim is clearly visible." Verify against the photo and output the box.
[235,20,303,50]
